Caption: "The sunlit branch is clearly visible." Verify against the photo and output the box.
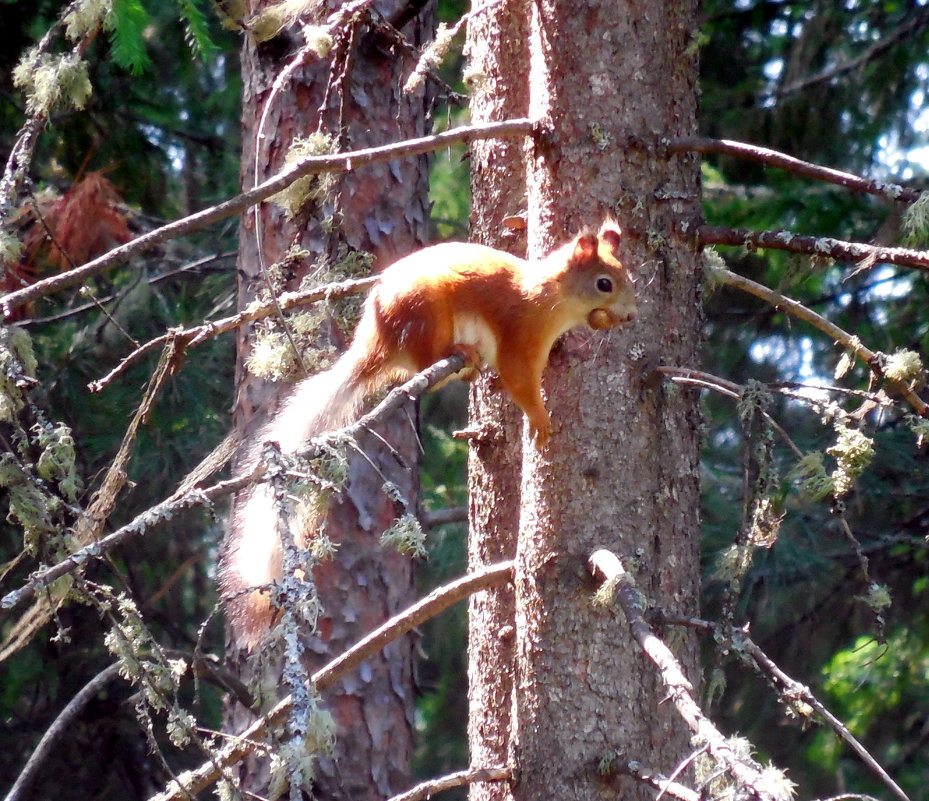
[699,225,929,271]
[600,755,700,801]
[715,267,929,418]
[670,140,922,205]
[148,561,514,801]
[1,118,537,318]
[588,548,785,801]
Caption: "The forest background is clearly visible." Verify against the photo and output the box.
[2,0,929,800]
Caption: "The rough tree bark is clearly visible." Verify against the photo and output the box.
[225,1,435,798]
[468,2,703,800]
[464,3,529,801]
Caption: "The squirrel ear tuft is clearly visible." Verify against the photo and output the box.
[573,232,599,261]
[598,221,622,253]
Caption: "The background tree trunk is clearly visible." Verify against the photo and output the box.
[226,2,435,798]
[468,2,704,799]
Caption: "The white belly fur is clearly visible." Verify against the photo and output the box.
[453,312,498,369]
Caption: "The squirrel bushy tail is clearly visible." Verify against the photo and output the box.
[219,348,382,650]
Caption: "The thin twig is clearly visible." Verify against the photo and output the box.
[147,561,514,801]
[1,118,537,318]
[653,367,803,457]
[660,612,911,801]
[386,766,511,801]
[423,505,468,528]
[773,8,929,101]
[699,225,929,272]
[670,139,922,205]
[741,632,908,801]
[602,756,700,801]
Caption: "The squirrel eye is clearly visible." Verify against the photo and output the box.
[596,276,613,293]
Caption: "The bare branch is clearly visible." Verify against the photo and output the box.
[653,366,803,457]
[423,505,468,528]
[386,766,511,801]
[1,354,467,611]
[774,8,929,100]
[588,548,789,801]
[714,267,929,418]
[4,662,123,801]
[1,118,537,318]
[600,755,700,801]
[148,561,514,801]
[699,225,929,272]
[670,139,921,204]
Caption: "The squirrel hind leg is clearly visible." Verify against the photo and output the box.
[496,364,551,448]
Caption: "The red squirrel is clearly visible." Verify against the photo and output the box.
[221,220,636,649]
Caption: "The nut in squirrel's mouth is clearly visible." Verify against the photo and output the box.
[588,307,636,330]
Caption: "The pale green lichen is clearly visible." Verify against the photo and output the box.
[245,313,337,382]
[34,422,83,503]
[792,421,874,501]
[702,248,729,291]
[903,191,929,247]
[883,348,925,386]
[713,543,753,583]
[381,513,426,558]
[0,327,38,423]
[404,22,458,94]
[827,421,874,497]
[14,50,92,115]
[462,65,487,91]
[0,454,60,551]
[270,132,338,219]
[64,0,108,40]
[248,0,316,42]
[756,765,798,800]
[858,582,891,613]
[166,709,196,747]
[267,706,335,797]
[303,24,333,58]
[0,229,23,265]
[790,452,833,501]
[748,496,784,548]
[906,414,929,448]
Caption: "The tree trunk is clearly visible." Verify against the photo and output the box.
[225,2,435,798]
[464,3,529,801]
[468,2,703,800]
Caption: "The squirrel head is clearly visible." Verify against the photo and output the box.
[563,220,637,330]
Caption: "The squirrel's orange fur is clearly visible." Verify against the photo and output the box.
[221,220,636,649]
